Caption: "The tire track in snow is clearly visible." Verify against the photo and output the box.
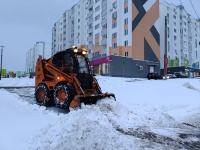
[96,99,200,150]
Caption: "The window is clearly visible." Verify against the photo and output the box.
[112,43,117,48]
[95,0,100,3]
[112,22,117,28]
[173,22,176,26]
[95,24,100,29]
[167,41,170,52]
[95,33,99,38]
[102,4,107,11]
[95,5,100,12]
[124,7,128,14]
[124,18,128,24]
[124,51,128,57]
[112,11,117,19]
[196,51,198,59]
[174,36,176,41]
[95,42,99,46]
[112,32,117,39]
[112,1,117,9]
[124,0,128,3]
[174,29,176,33]
[95,14,100,21]
[167,27,170,38]
[167,13,169,24]
[88,23,92,28]
[124,29,128,35]
[124,40,128,46]
[78,18,80,23]
[195,40,197,48]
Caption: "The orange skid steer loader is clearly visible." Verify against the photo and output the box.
[34,46,115,109]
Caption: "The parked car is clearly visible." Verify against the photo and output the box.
[174,72,188,78]
[167,74,177,79]
[147,73,164,80]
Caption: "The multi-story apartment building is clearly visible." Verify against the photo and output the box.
[51,0,87,56]
[52,0,160,77]
[26,42,45,73]
[160,2,200,76]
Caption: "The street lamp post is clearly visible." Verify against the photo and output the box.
[0,46,4,80]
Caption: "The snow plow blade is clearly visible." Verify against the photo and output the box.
[69,93,116,108]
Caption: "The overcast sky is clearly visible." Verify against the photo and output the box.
[0,0,200,72]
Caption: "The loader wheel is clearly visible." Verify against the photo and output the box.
[54,83,74,108]
[35,84,50,106]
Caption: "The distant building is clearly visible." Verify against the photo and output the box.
[160,2,200,76]
[26,41,45,73]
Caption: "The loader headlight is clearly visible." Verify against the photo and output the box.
[72,46,77,49]
[74,49,78,53]
[57,76,60,80]
[82,50,89,55]
[82,51,87,55]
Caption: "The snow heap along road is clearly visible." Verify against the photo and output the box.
[0,76,200,150]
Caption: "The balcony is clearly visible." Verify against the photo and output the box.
[88,43,93,50]
[87,1,93,9]
[101,0,107,6]
[88,36,93,42]
[87,10,93,18]
[101,9,107,17]
[87,27,93,33]
[101,38,107,45]
[101,28,107,36]
[87,19,93,26]
[101,18,107,26]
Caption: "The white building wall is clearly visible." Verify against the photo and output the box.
[63,10,72,49]
[26,42,45,72]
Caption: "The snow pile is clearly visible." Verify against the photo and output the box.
[28,100,167,150]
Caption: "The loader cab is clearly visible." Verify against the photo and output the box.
[52,51,74,74]
[52,48,90,76]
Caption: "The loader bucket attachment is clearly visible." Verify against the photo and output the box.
[69,93,116,108]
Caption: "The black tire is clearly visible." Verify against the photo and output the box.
[53,83,75,108]
[35,84,50,106]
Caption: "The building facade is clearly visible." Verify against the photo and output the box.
[160,2,200,76]
[26,41,45,73]
[51,0,160,77]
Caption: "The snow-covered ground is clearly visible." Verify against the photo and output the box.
[0,76,200,149]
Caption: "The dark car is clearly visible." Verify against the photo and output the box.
[147,73,164,80]
[174,72,188,78]
[167,74,177,79]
